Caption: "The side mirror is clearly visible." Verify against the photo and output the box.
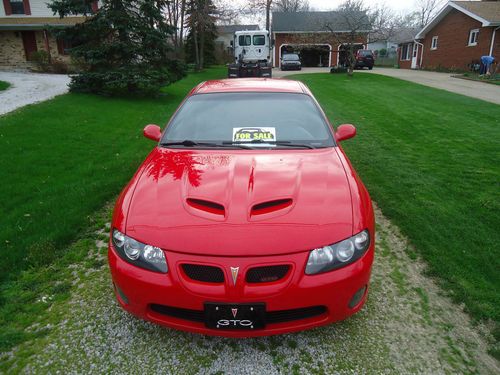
[230,40,233,47]
[335,124,356,142]
[143,124,161,142]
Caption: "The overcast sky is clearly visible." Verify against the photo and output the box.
[231,0,452,26]
[307,0,416,13]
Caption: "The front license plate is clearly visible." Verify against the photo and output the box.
[204,302,266,330]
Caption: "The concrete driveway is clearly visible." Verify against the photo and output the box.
[0,71,70,116]
[360,68,500,105]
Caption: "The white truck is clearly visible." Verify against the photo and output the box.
[228,30,272,78]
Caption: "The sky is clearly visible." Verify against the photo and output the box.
[307,0,416,13]
[230,0,452,26]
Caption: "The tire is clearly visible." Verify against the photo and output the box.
[368,66,373,70]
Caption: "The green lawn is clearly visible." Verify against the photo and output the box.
[293,73,500,342]
[0,67,227,351]
[0,70,498,357]
[0,80,10,91]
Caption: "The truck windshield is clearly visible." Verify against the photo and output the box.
[238,35,251,46]
[253,35,266,45]
[162,93,335,149]
[283,54,300,61]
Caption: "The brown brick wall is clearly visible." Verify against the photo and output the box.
[421,8,495,70]
[0,30,70,69]
[273,32,367,67]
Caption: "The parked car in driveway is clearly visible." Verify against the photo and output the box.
[355,49,374,70]
[280,53,302,70]
[109,78,375,337]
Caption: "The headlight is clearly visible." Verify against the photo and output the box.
[112,229,168,273]
[305,230,370,275]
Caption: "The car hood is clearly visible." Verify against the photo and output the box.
[125,147,353,256]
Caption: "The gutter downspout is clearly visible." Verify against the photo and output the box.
[414,40,424,69]
[489,26,500,57]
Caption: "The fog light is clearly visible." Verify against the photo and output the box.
[348,286,367,309]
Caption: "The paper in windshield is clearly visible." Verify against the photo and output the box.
[232,127,276,142]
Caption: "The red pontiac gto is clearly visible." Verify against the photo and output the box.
[108,78,375,337]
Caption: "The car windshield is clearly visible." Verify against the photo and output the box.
[162,93,335,149]
[283,54,300,61]
[358,50,373,57]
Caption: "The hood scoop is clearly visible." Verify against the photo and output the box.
[186,198,225,217]
[251,198,293,216]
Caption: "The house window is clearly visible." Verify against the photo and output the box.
[468,29,479,46]
[431,36,438,50]
[401,43,411,61]
[57,38,72,55]
[9,0,25,14]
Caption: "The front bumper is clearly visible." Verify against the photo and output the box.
[108,243,374,337]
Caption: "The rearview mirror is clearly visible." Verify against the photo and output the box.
[335,124,356,142]
[143,124,161,142]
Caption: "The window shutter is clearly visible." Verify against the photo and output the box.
[3,0,12,15]
[23,0,31,15]
[91,0,98,12]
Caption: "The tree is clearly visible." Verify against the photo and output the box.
[165,0,187,56]
[249,0,273,31]
[325,0,395,76]
[414,0,444,28]
[274,0,309,12]
[185,0,217,70]
[49,0,185,96]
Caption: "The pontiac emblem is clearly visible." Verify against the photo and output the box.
[231,308,238,318]
[230,267,239,285]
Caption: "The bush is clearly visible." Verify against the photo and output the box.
[70,64,186,97]
[30,50,50,71]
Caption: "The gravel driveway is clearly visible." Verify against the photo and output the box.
[4,206,498,374]
[0,72,70,116]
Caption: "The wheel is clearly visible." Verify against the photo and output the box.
[368,66,373,70]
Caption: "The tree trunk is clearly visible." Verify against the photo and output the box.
[179,0,186,51]
[199,24,205,70]
[347,43,354,77]
[193,23,200,71]
[266,0,271,31]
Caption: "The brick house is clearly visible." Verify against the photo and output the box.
[398,1,500,70]
[0,0,97,69]
[271,11,369,68]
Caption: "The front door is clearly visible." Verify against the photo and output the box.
[411,43,418,69]
[21,31,37,61]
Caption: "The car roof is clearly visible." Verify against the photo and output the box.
[192,78,309,95]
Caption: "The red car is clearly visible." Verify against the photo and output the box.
[109,78,375,337]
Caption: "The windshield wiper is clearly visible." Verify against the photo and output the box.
[161,140,253,149]
[223,140,316,149]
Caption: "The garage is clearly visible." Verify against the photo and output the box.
[272,11,368,68]
[280,44,331,67]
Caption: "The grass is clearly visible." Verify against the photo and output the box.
[0,80,11,91]
[292,73,500,350]
[0,67,227,352]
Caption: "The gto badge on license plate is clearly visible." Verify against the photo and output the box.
[204,303,266,330]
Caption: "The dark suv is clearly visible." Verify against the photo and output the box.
[355,50,374,70]
[280,53,302,71]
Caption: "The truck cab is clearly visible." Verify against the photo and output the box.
[228,30,272,78]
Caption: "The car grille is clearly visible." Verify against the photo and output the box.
[149,304,327,325]
[246,265,290,283]
[181,264,225,283]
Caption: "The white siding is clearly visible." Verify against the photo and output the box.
[1,0,100,18]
